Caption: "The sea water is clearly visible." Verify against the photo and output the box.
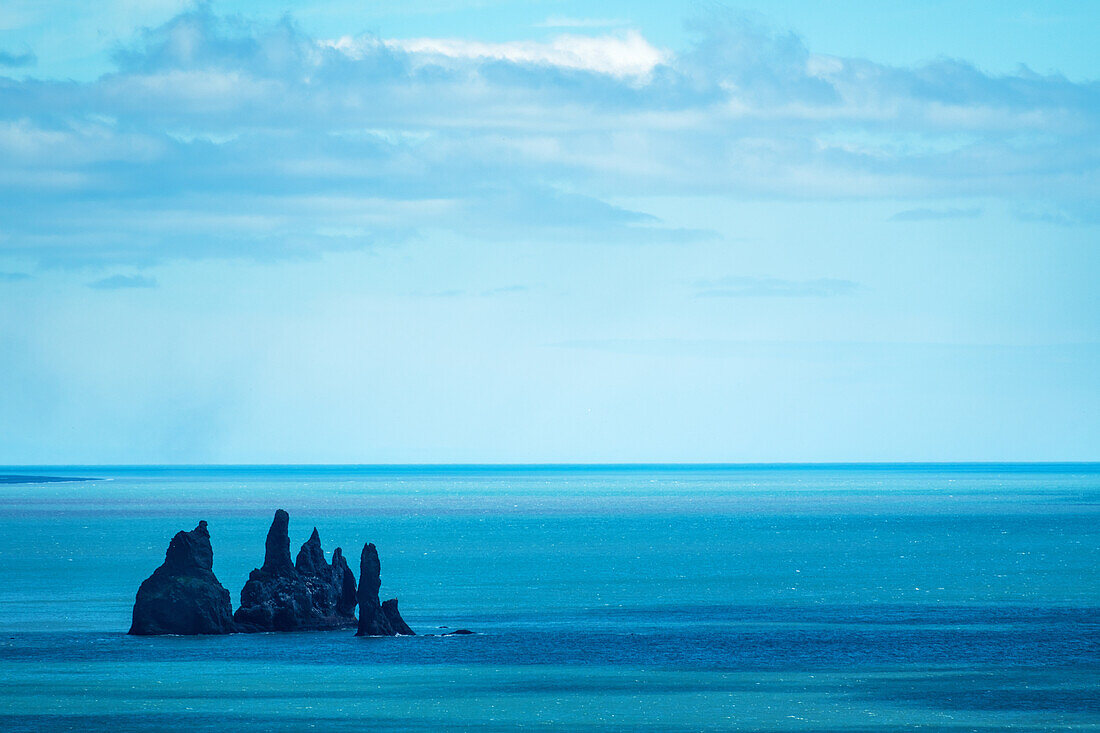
[0,464,1096,731]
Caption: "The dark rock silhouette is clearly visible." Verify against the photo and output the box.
[356,543,414,636]
[443,629,475,635]
[382,599,415,635]
[129,521,235,635]
[332,548,358,618]
[234,510,357,632]
[295,527,326,575]
[262,508,293,573]
[128,509,420,637]
[296,528,358,627]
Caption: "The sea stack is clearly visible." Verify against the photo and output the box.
[295,528,358,627]
[129,521,235,635]
[233,510,357,631]
[356,542,415,636]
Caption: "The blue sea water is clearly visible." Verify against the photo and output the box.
[0,464,1097,731]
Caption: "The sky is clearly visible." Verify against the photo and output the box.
[0,1,1097,464]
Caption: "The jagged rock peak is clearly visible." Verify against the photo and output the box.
[129,521,234,636]
[295,527,326,576]
[235,511,357,633]
[261,509,293,574]
[163,520,214,572]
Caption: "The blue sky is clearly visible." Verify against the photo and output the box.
[0,1,1097,463]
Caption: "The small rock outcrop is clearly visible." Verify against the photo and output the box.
[234,510,358,632]
[382,599,415,635]
[129,521,235,635]
[356,543,415,636]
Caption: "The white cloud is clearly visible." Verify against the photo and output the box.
[329,31,668,80]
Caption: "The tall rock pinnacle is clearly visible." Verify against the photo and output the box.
[261,508,293,573]
[332,547,358,618]
[356,543,414,636]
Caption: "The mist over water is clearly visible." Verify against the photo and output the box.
[1,464,1097,731]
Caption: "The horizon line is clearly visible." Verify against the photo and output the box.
[2,461,1098,470]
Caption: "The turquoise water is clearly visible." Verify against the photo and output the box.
[0,464,1097,731]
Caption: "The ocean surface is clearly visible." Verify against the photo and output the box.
[0,464,1097,731]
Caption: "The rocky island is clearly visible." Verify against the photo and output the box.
[129,510,414,636]
[129,521,235,635]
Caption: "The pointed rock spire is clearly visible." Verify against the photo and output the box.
[261,509,293,574]
[360,543,382,598]
[129,521,234,635]
[295,527,326,576]
[357,542,398,636]
[332,547,358,618]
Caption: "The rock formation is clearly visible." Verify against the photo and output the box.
[382,599,415,635]
[129,510,425,637]
[356,542,415,635]
[296,528,358,626]
[129,521,235,635]
[233,510,358,632]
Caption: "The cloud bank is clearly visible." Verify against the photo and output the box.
[0,7,1097,265]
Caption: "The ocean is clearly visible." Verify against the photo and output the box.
[0,464,1096,731]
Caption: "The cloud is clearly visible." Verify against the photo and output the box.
[889,207,982,222]
[0,7,1097,266]
[369,30,667,80]
[695,276,859,298]
[87,274,157,289]
[0,49,35,67]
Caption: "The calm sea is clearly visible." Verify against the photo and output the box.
[0,464,1097,731]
